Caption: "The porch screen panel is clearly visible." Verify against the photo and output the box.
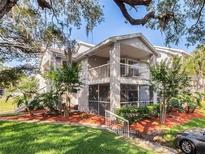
[120,84,138,102]
[89,85,98,101]
[99,84,110,102]
[89,84,110,116]
[99,103,110,116]
[89,85,98,114]
[139,85,153,104]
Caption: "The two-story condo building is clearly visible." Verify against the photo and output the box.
[39,33,190,116]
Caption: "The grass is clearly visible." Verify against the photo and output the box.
[0,121,152,154]
[161,116,205,147]
[0,98,16,113]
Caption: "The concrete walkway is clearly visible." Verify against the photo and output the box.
[0,119,178,154]
[131,137,178,154]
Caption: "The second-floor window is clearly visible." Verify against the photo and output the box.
[120,58,140,77]
[128,60,140,77]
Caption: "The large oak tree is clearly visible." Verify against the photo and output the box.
[0,0,103,87]
[1,0,205,47]
[113,0,205,46]
[0,0,103,62]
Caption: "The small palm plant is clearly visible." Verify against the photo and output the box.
[7,76,38,115]
[47,64,82,116]
[35,90,59,114]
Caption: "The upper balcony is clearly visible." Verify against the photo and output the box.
[88,63,110,81]
[88,62,150,83]
[85,36,157,84]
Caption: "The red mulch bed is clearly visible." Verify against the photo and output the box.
[0,110,105,125]
[1,109,205,133]
[130,109,205,133]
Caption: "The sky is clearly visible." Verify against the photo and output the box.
[71,0,196,53]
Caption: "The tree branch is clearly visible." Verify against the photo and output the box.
[0,42,41,53]
[117,0,152,6]
[0,0,51,19]
[0,0,18,19]
[113,0,155,25]
[194,0,205,26]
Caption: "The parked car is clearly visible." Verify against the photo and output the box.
[176,128,205,154]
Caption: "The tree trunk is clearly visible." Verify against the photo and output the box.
[0,0,18,19]
[63,91,70,116]
[26,107,33,116]
[160,90,167,124]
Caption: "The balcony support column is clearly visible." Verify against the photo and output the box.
[78,58,89,112]
[110,42,121,112]
[150,55,158,104]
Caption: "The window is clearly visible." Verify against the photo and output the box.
[128,60,139,77]
[120,58,126,76]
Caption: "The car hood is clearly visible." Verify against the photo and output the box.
[182,128,205,141]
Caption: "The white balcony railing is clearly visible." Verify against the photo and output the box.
[88,63,150,81]
[120,63,150,80]
[88,63,110,81]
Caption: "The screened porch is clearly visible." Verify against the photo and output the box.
[88,83,154,116]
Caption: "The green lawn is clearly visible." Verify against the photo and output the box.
[0,98,16,113]
[161,117,205,147]
[0,121,152,154]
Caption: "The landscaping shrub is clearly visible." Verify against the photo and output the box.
[186,101,197,113]
[167,97,184,113]
[194,92,205,109]
[116,105,139,124]
[116,104,160,124]
[147,104,160,117]
[200,100,205,109]
[28,99,44,110]
[33,90,60,114]
[177,94,197,113]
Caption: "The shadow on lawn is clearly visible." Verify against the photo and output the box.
[0,121,150,154]
[153,118,205,148]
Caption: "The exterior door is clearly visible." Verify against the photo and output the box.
[88,84,110,116]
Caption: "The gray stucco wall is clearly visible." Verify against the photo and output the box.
[88,56,109,68]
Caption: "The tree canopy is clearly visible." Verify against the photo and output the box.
[184,45,205,92]
[150,56,190,123]
[0,0,103,86]
[0,0,103,64]
[113,0,205,46]
[1,0,205,49]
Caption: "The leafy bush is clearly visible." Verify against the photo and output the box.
[29,98,44,110]
[116,104,160,124]
[167,97,184,112]
[33,90,60,114]
[147,104,160,117]
[186,101,197,113]
[200,100,205,109]
[193,92,205,109]
[116,105,139,124]
[177,94,197,113]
